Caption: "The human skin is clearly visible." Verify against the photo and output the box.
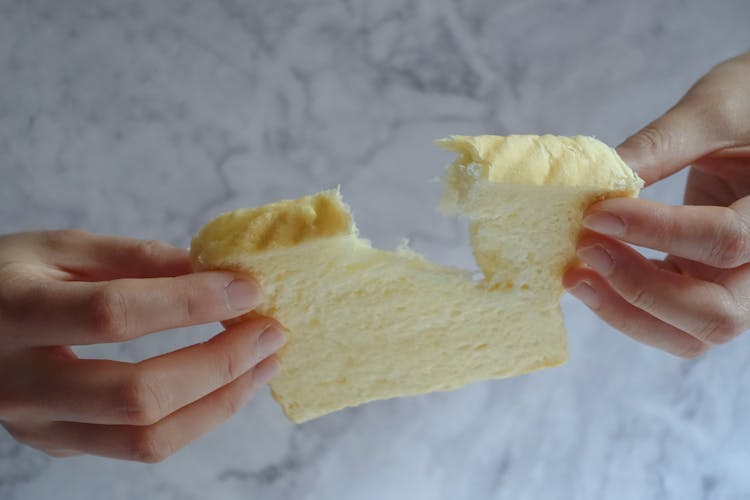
[0,230,286,462]
[3,51,748,461]
[564,51,750,358]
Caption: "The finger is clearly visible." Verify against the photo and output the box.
[582,197,750,268]
[16,230,191,280]
[36,357,280,462]
[576,231,747,344]
[711,145,750,159]
[0,271,262,346]
[563,267,709,358]
[616,75,744,185]
[1,422,84,458]
[617,103,713,185]
[20,318,285,425]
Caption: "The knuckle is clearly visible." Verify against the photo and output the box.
[115,370,166,425]
[655,208,681,249]
[711,92,746,137]
[131,239,167,263]
[219,390,246,419]
[184,288,202,322]
[207,336,244,384]
[0,262,39,310]
[90,284,130,340]
[700,320,734,344]
[626,284,656,312]
[0,261,36,280]
[710,213,750,268]
[630,124,671,158]
[179,276,222,322]
[698,301,744,344]
[130,427,172,463]
[43,229,90,250]
[675,341,710,359]
[170,277,210,324]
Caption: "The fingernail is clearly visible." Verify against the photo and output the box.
[567,281,601,309]
[225,279,260,311]
[257,326,286,359]
[254,358,281,385]
[583,212,626,236]
[577,245,615,276]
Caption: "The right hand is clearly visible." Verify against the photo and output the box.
[0,230,286,462]
[564,51,750,358]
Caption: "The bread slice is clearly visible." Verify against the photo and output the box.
[190,135,642,423]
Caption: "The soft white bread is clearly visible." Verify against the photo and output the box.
[190,135,642,423]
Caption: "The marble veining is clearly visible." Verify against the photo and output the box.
[2,1,750,499]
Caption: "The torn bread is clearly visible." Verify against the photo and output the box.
[190,134,643,423]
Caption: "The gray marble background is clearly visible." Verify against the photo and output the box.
[2,1,750,499]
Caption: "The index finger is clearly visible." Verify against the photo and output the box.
[582,197,750,268]
[1,230,191,280]
[11,317,284,425]
[0,269,262,347]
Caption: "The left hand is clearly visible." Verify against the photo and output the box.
[563,51,750,358]
[0,230,285,462]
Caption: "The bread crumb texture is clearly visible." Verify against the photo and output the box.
[190,135,642,423]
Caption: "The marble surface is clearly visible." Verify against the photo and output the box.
[2,1,750,499]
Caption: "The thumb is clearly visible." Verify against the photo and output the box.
[616,97,718,186]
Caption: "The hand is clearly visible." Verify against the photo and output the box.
[0,230,286,462]
[564,51,750,358]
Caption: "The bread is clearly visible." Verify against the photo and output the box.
[190,134,643,423]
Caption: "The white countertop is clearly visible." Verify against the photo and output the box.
[2,1,750,499]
